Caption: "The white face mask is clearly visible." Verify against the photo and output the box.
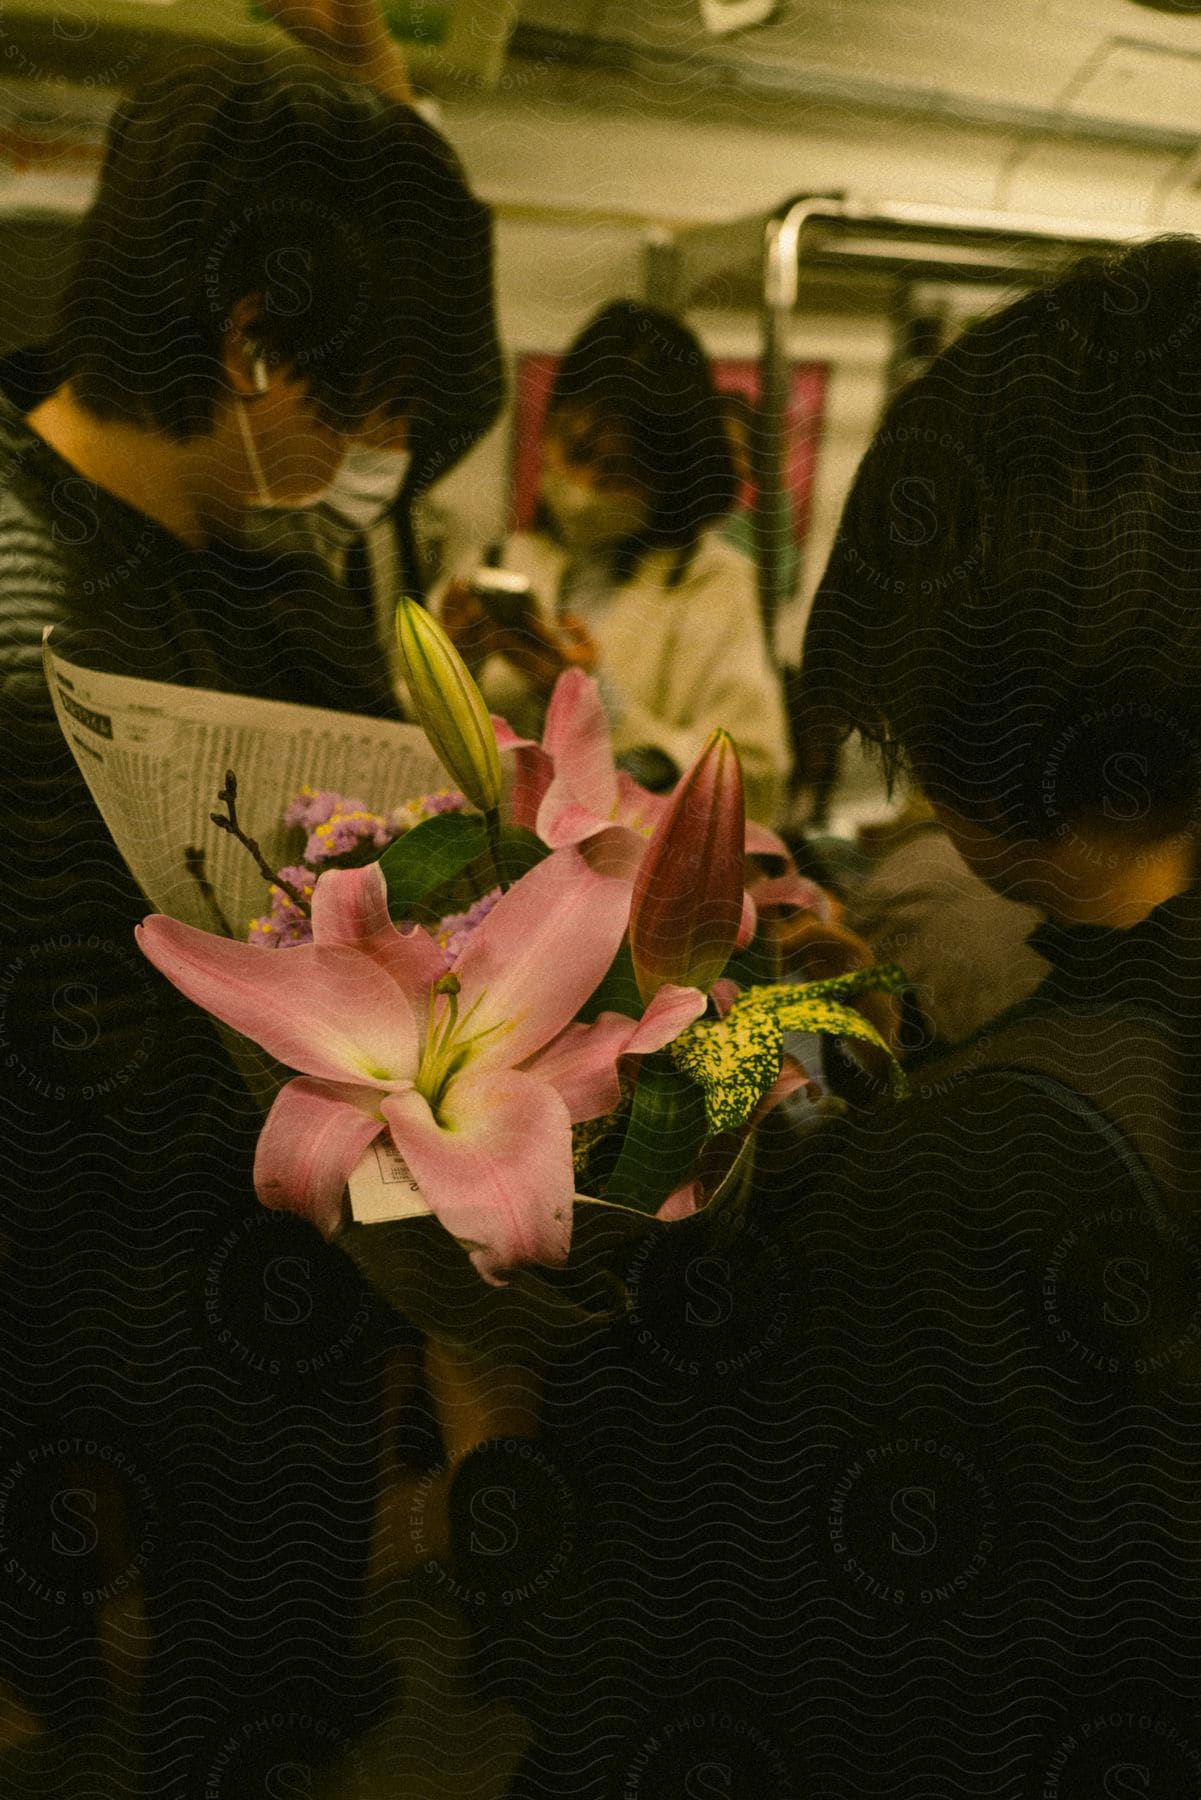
[539,465,648,552]
[237,400,410,524]
[236,396,334,512]
[320,441,411,530]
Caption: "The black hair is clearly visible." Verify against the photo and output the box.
[803,235,1201,842]
[55,47,503,468]
[542,300,736,573]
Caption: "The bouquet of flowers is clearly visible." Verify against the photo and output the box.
[135,601,905,1331]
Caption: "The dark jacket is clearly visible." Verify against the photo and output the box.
[497,888,1201,1797]
[0,396,418,1782]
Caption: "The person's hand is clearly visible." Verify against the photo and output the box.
[439,583,598,698]
[438,580,504,674]
[256,0,415,104]
[489,609,597,697]
[367,1333,543,1592]
[424,1335,543,1465]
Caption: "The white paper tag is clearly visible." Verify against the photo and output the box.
[347,1137,432,1225]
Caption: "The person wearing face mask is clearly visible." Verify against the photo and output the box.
[440,301,792,826]
[0,8,504,1781]
[209,343,423,714]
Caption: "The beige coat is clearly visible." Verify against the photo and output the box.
[459,531,792,828]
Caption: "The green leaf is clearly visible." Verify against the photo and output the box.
[377,817,552,923]
[576,940,643,1024]
[603,1053,709,1217]
[378,813,487,916]
[495,825,550,886]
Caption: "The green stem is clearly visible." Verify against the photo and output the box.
[483,805,509,894]
[210,768,312,917]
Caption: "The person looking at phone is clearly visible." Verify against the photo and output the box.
[439,300,792,825]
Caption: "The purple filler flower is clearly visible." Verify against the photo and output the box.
[437,887,503,966]
[385,789,467,835]
[252,788,473,946]
[283,788,354,832]
[305,808,394,865]
[248,866,316,949]
[283,786,469,867]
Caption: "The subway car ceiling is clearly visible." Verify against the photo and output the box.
[5,1,1201,247]
[8,0,1201,125]
[0,1,1198,385]
[3,0,1201,637]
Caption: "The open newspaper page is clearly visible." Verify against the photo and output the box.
[42,629,449,930]
[42,630,445,1222]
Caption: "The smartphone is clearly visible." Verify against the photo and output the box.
[468,568,536,633]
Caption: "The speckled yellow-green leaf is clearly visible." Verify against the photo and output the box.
[773,997,907,1098]
[671,963,909,1131]
[394,596,502,812]
[759,964,911,1007]
[671,1003,783,1134]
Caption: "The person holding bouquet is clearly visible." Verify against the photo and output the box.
[663,235,1201,1795]
[450,233,1201,1800]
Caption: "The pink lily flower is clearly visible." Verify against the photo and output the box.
[493,669,791,879]
[136,850,705,1284]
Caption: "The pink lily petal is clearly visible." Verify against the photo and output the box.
[382,1069,575,1284]
[752,1055,820,1124]
[523,1013,634,1121]
[451,847,631,1068]
[624,982,709,1054]
[255,1078,388,1237]
[577,824,649,881]
[526,984,706,1122]
[536,796,609,850]
[532,675,669,855]
[490,715,538,753]
[612,772,669,837]
[137,917,420,1085]
[538,769,666,854]
[710,977,740,1018]
[751,874,838,921]
[736,889,757,950]
[309,865,451,991]
[745,820,792,860]
[657,1181,701,1222]
[541,670,618,819]
[510,744,554,832]
[310,860,394,944]
[509,746,556,832]
[491,714,553,831]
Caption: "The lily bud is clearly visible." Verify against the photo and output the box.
[629,728,746,1004]
[395,597,502,813]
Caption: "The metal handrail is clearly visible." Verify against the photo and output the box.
[648,195,1151,656]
